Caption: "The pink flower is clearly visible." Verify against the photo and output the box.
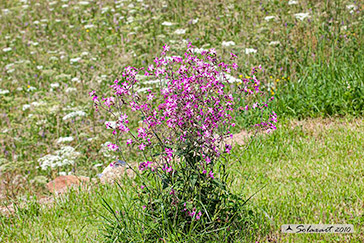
[163,45,170,52]
[196,211,202,220]
[126,139,133,145]
[139,161,152,171]
[107,143,119,151]
[89,90,96,97]
[170,189,175,195]
[209,170,214,179]
[139,143,146,150]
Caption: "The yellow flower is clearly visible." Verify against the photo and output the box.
[86,29,89,32]
[246,76,250,79]
[239,75,243,78]
[270,76,273,79]
[27,85,30,89]
[271,90,275,95]
[79,39,81,42]
[275,79,280,82]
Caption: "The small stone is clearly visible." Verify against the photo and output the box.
[99,160,135,184]
[46,175,93,194]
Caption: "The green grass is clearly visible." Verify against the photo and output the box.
[0,0,363,241]
[1,117,363,242]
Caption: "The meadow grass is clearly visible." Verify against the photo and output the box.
[0,0,363,241]
[1,117,363,242]
[0,0,362,195]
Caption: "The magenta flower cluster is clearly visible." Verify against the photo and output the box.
[90,43,277,221]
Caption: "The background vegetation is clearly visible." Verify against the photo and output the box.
[0,0,363,242]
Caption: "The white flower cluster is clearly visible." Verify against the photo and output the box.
[38,146,80,170]
[222,41,236,47]
[57,136,74,143]
[62,110,86,121]
[294,13,310,21]
[218,73,240,83]
[288,0,298,5]
[0,89,10,95]
[245,48,257,54]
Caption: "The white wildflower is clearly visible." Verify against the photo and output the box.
[264,16,277,21]
[31,101,46,107]
[2,9,10,14]
[5,63,14,69]
[288,0,298,5]
[346,5,357,10]
[84,24,95,29]
[36,65,43,70]
[62,4,69,8]
[50,83,60,88]
[294,13,310,21]
[161,21,174,26]
[0,89,10,95]
[346,4,358,13]
[38,146,80,170]
[222,41,236,47]
[126,16,134,23]
[3,47,12,52]
[27,86,37,91]
[70,57,81,63]
[174,29,186,35]
[71,77,80,83]
[79,1,90,5]
[65,87,77,93]
[192,18,199,24]
[57,137,74,143]
[81,51,89,56]
[269,41,281,46]
[218,73,240,83]
[63,111,86,121]
[245,48,257,54]
[22,104,31,111]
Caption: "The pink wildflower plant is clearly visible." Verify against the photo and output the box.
[91,44,277,233]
